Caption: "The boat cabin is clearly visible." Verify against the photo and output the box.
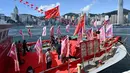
[0,24,12,73]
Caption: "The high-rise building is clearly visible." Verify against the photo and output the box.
[117,0,124,24]
[110,15,117,24]
[128,12,130,23]
[11,6,19,22]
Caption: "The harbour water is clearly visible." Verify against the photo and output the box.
[8,25,130,73]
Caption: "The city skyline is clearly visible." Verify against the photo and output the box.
[0,0,130,16]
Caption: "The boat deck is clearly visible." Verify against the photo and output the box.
[6,50,83,73]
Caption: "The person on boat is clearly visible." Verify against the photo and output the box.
[17,41,22,64]
[23,40,29,56]
[26,66,35,73]
[50,36,55,49]
[56,38,61,59]
[45,48,52,69]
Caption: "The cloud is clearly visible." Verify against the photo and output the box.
[38,2,60,11]
[80,0,96,12]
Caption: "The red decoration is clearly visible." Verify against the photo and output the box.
[35,7,38,10]
[24,1,28,4]
[26,1,28,4]
[38,10,40,12]
[41,12,44,14]
[31,4,34,7]
[40,9,43,11]
[45,6,60,19]
[19,0,23,2]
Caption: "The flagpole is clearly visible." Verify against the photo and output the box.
[81,42,86,73]
[41,36,44,72]
[67,35,70,73]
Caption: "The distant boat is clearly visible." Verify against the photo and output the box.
[25,25,34,28]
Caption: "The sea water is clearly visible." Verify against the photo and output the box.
[8,25,130,73]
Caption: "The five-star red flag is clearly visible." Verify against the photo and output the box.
[45,6,60,19]
[73,14,85,36]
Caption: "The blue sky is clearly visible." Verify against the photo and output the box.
[0,0,130,16]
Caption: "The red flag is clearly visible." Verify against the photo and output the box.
[24,1,28,5]
[42,26,46,36]
[73,14,85,36]
[30,4,34,8]
[56,25,61,35]
[93,20,97,27]
[50,25,54,36]
[66,36,70,57]
[19,0,23,3]
[66,24,70,32]
[86,28,93,40]
[19,29,24,40]
[103,20,110,25]
[99,26,106,42]
[8,43,20,72]
[61,36,69,57]
[30,4,34,7]
[45,6,60,19]
[77,31,82,45]
[25,1,29,4]
[35,7,38,10]
[34,37,43,64]
[28,28,32,37]
[106,24,113,38]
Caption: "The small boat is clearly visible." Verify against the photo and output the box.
[25,25,34,28]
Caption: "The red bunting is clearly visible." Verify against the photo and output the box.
[40,9,43,11]
[31,4,34,7]
[38,10,40,12]
[25,1,29,4]
[41,12,44,14]
[35,7,38,10]
[19,0,23,3]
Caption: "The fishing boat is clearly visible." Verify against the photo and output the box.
[0,23,127,73]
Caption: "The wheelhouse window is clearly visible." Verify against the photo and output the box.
[2,30,6,39]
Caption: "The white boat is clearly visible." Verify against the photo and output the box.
[25,25,34,28]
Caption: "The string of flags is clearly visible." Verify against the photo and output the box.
[18,0,44,14]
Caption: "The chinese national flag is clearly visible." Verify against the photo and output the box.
[45,6,60,19]
[73,14,85,36]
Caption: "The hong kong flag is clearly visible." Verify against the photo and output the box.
[45,6,60,19]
